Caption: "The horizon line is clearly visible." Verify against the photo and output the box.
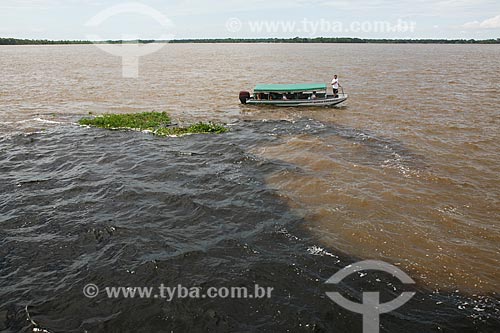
[1,37,499,45]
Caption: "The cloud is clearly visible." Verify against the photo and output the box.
[462,14,500,29]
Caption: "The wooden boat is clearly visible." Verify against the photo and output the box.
[239,83,348,107]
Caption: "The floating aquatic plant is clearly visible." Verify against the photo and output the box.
[78,112,228,137]
[78,112,172,131]
[154,122,229,137]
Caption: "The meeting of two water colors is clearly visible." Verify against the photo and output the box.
[0,43,499,331]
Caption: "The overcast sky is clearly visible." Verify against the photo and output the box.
[1,0,499,40]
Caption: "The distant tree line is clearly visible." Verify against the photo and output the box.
[0,38,157,45]
[1,37,499,45]
[171,37,500,44]
[0,38,92,45]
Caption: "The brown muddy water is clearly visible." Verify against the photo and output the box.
[0,43,499,332]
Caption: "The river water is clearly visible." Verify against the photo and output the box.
[0,43,499,332]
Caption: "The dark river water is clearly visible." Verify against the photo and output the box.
[0,44,499,332]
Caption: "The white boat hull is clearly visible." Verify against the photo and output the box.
[245,94,348,107]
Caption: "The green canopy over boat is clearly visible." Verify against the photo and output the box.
[254,83,327,93]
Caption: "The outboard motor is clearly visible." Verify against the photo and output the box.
[239,91,251,104]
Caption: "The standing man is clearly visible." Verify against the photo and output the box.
[331,75,341,98]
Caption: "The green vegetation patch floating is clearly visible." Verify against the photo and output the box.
[78,112,172,130]
[78,112,228,137]
[155,122,229,136]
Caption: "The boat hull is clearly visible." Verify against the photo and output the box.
[245,94,348,107]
